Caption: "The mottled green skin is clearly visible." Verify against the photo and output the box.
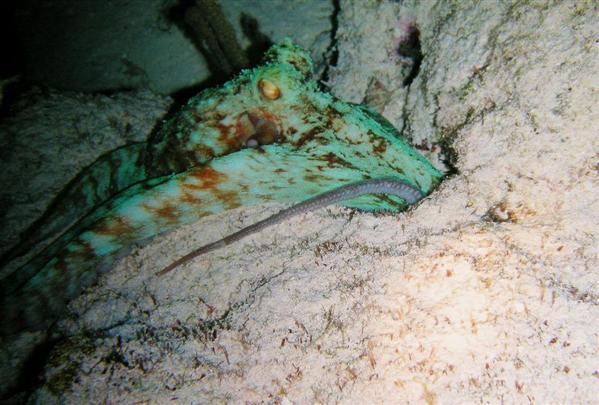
[0,39,442,337]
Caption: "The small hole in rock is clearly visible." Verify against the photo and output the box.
[396,24,423,86]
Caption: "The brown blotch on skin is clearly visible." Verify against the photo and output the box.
[235,113,256,143]
[181,181,204,192]
[95,216,136,237]
[209,111,240,149]
[155,132,199,174]
[182,149,201,168]
[304,172,323,183]
[190,166,228,191]
[215,122,237,148]
[212,189,242,210]
[376,194,405,209]
[390,165,405,175]
[180,191,201,205]
[140,201,181,227]
[316,137,331,146]
[344,136,361,146]
[320,152,357,170]
[300,101,321,118]
[261,193,274,202]
[259,110,281,125]
[195,144,215,161]
[151,203,180,223]
[288,60,303,75]
[368,131,388,155]
[324,108,344,131]
[293,126,322,148]
[57,239,95,268]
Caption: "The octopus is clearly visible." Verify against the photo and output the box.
[0,39,443,338]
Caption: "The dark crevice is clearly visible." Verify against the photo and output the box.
[1,336,59,402]
[437,137,460,176]
[397,24,423,87]
[319,0,341,88]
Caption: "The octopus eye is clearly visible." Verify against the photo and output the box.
[258,79,281,100]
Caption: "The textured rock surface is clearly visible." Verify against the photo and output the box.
[0,89,172,260]
[2,0,598,403]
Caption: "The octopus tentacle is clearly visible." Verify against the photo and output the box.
[1,39,443,338]
[157,178,423,276]
[1,143,148,266]
[1,142,437,336]
[2,42,315,266]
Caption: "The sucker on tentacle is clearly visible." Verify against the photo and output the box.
[157,178,422,276]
